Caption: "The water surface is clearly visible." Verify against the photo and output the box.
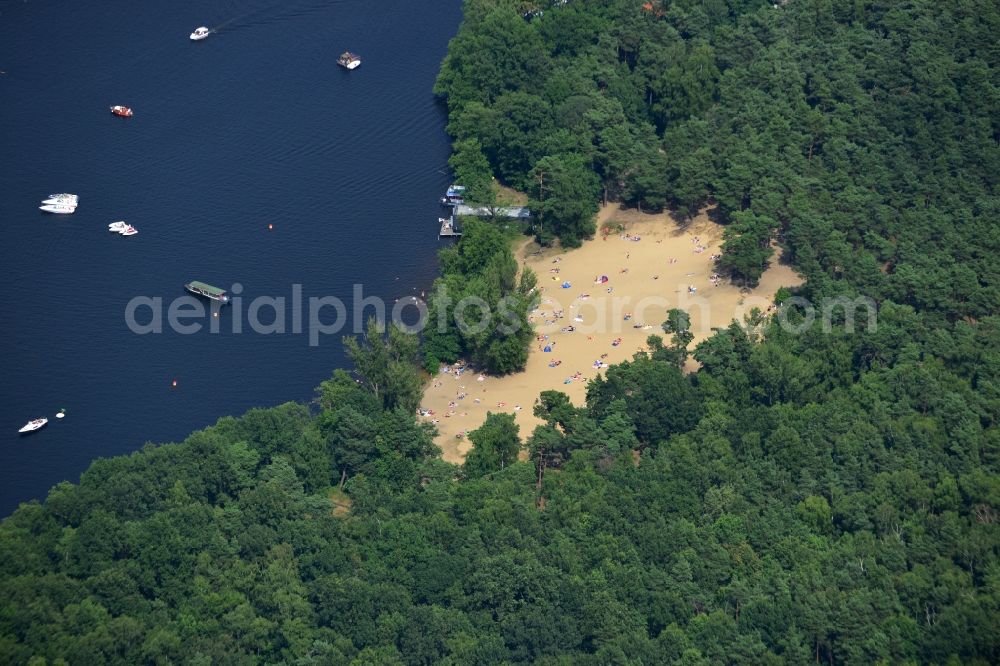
[0,0,460,515]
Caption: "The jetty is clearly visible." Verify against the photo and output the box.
[439,215,461,238]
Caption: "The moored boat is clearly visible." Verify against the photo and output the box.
[40,204,77,214]
[42,196,79,205]
[119,225,138,236]
[110,105,133,117]
[109,221,127,232]
[185,281,230,304]
[337,51,361,69]
[190,26,210,40]
[440,184,466,205]
[19,418,47,434]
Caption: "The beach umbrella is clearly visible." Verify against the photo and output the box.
[561,281,571,288]
[599,275,609,283]
[543,345,552,352]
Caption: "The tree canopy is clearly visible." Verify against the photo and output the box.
[423,218,537,374]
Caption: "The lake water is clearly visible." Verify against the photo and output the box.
[0,0,461,516]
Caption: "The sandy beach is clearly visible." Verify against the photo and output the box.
[421,204,803,462]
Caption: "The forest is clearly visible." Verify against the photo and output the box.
[421,218,538,375]
[1,0,998,663]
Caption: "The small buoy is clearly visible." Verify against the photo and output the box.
[268,223,274,231]
[171,379,178,388]
[213,311,219,317]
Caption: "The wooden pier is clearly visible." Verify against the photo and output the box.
[438,215,461,238]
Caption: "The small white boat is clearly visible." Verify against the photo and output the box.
[108,221,127,232]
[42,196,79,205]
[19,418,47,434]
[190,27,210,41]
[119,225,138,236]
[40,204,77,214]
[48,193,78,200]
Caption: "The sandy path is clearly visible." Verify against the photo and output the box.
[421,205,803,462]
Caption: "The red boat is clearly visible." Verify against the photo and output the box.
[110,105,133,117]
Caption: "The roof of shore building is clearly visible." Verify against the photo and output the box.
[454,205,531,219]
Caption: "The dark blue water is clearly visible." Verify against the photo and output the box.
[0,0,460,516]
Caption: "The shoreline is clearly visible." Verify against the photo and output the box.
[421,204,803,462]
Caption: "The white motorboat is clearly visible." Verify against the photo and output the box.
[337,51,361,69]
[119,225,138,236]
[47,193,78,200]
[108,221,127,232]
[19,418,47,434]
[40,204,77,214]
[190,27,210,41]
[42,196,79,205]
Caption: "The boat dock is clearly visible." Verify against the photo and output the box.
[436,184,532,238]
[439,214,461,237]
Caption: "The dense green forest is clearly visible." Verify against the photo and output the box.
[2,0,999,663]
[422,219,538,375]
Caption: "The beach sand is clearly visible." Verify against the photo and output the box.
[421,204,803,462]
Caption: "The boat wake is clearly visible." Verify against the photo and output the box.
[209,0,341,35]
